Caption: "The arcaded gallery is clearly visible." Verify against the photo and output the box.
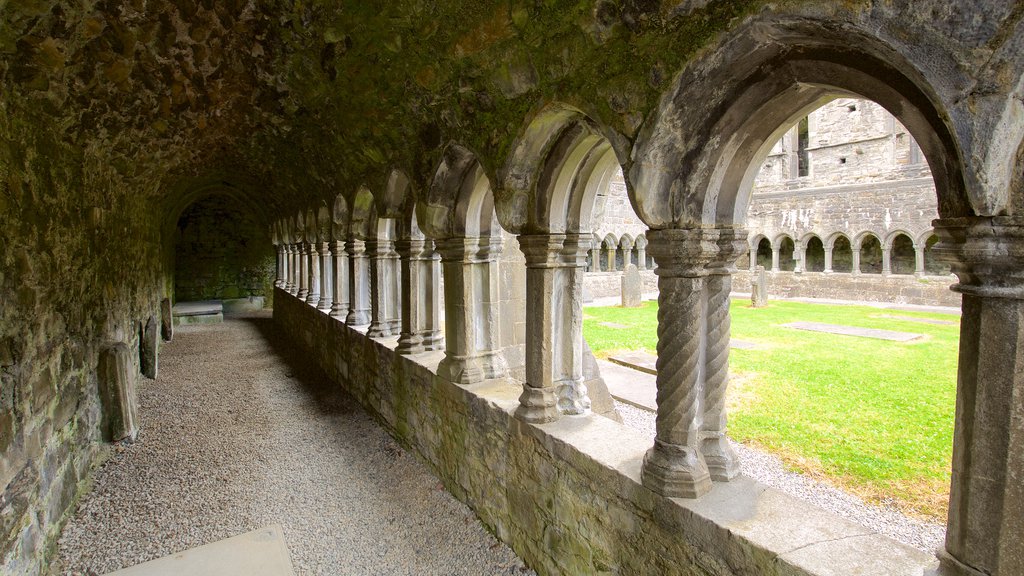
[1,2,1022,575]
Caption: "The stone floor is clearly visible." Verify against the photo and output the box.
[52,313,533,576]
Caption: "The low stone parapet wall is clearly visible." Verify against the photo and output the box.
[274,288,936,575]
[584,270,656,300]
[732,270,960,307]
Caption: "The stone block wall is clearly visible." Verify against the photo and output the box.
[584,270,657,300]
[1,184,160,574]
[731,270,960,307]
[274,289,936,576]
[173,195,275,306]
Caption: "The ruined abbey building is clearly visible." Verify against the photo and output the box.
[3,2,1023,576]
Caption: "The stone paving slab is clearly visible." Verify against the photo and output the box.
[609,339,761,375]
[782,321,923,342]
[104,525,295,576]
[876,314,957,326]
[598,360,656,411]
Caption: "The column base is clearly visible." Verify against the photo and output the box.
[306,295,320,307]
[515,386,560,423]
[936,549,987,576]
[642,439,712,499]
[296,289,309,300]
[556,378,591,415]
[420,332,444,352]
[346,309,371,326]
[367,322,396,338]
[438,354,485,385]
[317,300,332,313]
[700,432,740,482]
[329,304,348,319]
[396,333,424,354]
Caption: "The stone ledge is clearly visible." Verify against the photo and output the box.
[273,288,940,575]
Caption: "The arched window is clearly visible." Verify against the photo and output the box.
[831,236,853,273]
[890,234,916,275]
[804,236,825,272]
[756,238,772,269]
[923,234,951,276]
[859,235,883,274]
[778,236,796,271]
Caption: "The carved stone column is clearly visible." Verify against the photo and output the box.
[701,228,746,482]
[317,241,332,312]
[288,244,300,295]
[330,240,349,319]
[770,244,780,272]
[793,240,805,274]
[932,217,1024,576]
[915,244,926,277]
[345,238,371,325]
[748,245,757,272]
[515,233,592,423]
[637,245,647,270]
[851,245,862,276]
[435,236,508,384]
[641,228,716,499]
[396,238,444,353]
[306,242,321,307]
[367,236,400,337]
[606,246,617,272]
[297,242,310,300]
[283,245,294,293]
[881,246,892,276]
[275,245,285,287]
[824,242,834,273]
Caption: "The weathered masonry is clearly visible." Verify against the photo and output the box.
[3,2,1023,576]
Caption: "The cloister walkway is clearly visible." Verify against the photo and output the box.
[52,314,532,575]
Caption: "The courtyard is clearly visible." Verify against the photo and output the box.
[584,299,958,522]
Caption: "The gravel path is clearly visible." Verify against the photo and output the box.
[615,401,946,553]
[53,315,533,576]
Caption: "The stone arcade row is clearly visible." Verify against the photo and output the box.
[751,230,945,276]
[273,190,1023,576]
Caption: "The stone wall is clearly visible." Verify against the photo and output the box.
[732,270,960,307]
[173,195,275,306]
[273,288,936,576]
[0,165,162,574]
[584,270,657,301]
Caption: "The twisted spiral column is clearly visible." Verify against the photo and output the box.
[641,228,716,499]
[700,228,747,481]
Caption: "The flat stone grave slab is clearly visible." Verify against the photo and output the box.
[610,340,761,374]
[875,314,957,326]
[172,300,224,326]
[598,359,657,411]
[598,321,630,329]
[782,321,923,342]
[104,525,294,576]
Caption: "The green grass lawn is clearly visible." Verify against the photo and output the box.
[583,299,958,520]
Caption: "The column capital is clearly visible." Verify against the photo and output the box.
[932,216,1024,299]
[395,237,432,260]
[346,238,366,256]
[434,236,502,263]
[709,227,749,275]
[647,228,721,278]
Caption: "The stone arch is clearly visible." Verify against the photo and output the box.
[885,230,917,275]
[856,232,884,274]
[332,194,350,242]
[618,233,634,268]
[826,232,853,273]
[921,232,951,276]
[419,144,507,385]
[349,186,375,240]
[754,235,772,269]
[419,144,500,240]
[499,103,628,235]
[774,233,796,272]
[801,233,825,272]
[630,17,975,230]
[601,233,618,272]
[378,168,414,219]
